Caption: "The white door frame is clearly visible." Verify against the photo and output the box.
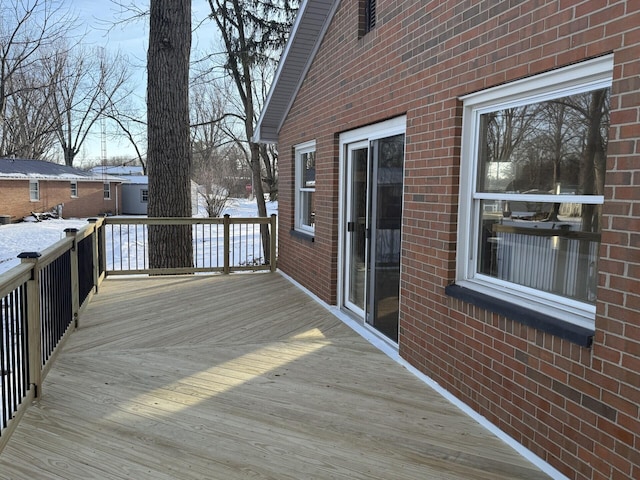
[343,140,370,318]
[337,116,407,323]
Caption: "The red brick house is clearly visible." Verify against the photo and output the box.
[0,158,122,221]
[256,1,639,479]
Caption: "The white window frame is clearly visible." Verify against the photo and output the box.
[457,55,613,330]
[103,182,111,200]
[70,180,78,198]
[29,180,39,201]
[294,140,316,234]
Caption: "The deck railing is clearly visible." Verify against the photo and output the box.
[0,224,100,452]
[103,215,277,275]
[0,215,276,452]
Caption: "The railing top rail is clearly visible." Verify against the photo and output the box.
[74,219,102,242]
[30,236,75,270]
[492,223,601,241]
[0,263,32,298]
[226,216,274,225]
[103,216,274,226]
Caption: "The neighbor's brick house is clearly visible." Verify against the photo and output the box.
[0,158,122,221]
[256,1,640,479]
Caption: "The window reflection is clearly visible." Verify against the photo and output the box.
[478,89,609,197]
[476,88,610,304]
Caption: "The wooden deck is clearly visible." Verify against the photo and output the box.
[0,274,550,479]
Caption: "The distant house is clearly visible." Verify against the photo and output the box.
[89,165,200,216]
[121,175,149,215]
[0,158,123,222]
[255,1,639,479]
[90,166,148,215]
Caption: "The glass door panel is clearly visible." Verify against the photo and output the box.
[345,145,369,315]
[367,135,404,342]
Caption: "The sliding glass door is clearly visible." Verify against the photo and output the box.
[343,134,404,342]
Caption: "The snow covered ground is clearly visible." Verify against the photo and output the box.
[0,198,277,275]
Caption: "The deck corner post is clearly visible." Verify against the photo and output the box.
[18,251,43,398]
[270,214,277,272]
[88,218,104,293]
[65,229,80,328]
[99,221,106,284]
[223,214,231,274]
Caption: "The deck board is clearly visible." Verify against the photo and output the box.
[0,274,550,479]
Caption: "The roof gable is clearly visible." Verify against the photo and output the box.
[254,0,339,143]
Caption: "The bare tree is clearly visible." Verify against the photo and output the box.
[191,80,228,216]
[206,0,298,261]
[147,0,193,269]
[46,46,132,166]
[104,102,148,172]
[0,0,76,158]
[1,59,59,158]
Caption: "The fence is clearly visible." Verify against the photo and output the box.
[0,215,276,453]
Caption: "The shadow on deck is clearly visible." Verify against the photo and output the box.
[0,273,550,479]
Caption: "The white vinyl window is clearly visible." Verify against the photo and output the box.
[103,183,111,200]
[70,180,78,197]
[457,55,613,330]
[295,140,316,234]
[29,180,39,201]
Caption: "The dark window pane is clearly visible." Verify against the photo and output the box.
[301,191,314,227]
[302,151,315,187]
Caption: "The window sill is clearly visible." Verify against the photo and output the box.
[444,283,594,347]
[290,229,314,243]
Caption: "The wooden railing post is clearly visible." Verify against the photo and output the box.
[17,252,42,398]
[88,219,101,289]
[223,214,231,274]
[270,214,277,272]
[65,228,80,328]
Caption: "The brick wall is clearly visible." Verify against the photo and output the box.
[276,1,640,478]
[0,179,121,221]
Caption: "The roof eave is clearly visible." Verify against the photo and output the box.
[254,0,339,144]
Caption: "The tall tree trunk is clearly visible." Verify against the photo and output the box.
[250,141,271,262]
[576,89,608,299]
[147,0,193,269]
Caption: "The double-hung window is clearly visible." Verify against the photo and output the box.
[29,180,39,201]
[457,55,613,330]
[295,141,316,234]
[70,180,78,197]
[103,182,111,200]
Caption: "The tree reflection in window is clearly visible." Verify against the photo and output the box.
[477,88,610,304]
